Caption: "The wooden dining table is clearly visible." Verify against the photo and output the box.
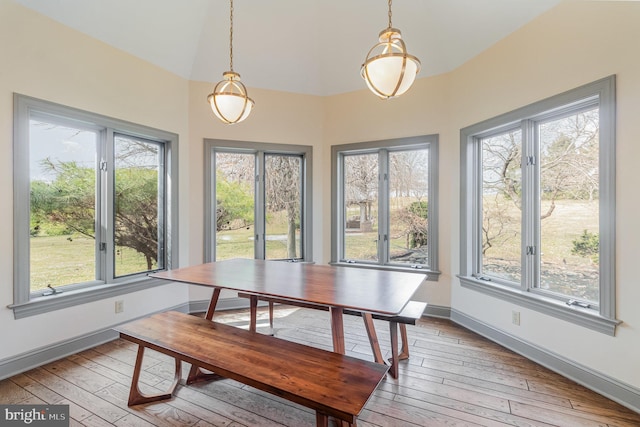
[150,258,425,365]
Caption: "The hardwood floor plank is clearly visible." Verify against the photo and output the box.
[569,400,640,426]
[10,373,67,404]
[24,367,129,424]
[168,383,262,426]
[112,413,160,427]
[44,358,116,393]
[402,354,530,389]
[364,393,486,426]
[95,381,202,427]
[81,414,122,427]
[442,378,574,409]
[0,377,34,403]
[179,378,298,425]
[510,401,610,427]
[394,393,552,427]
[379,377,511,413]
[77,348,170,389]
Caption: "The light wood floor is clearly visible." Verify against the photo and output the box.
[1,306,639,426]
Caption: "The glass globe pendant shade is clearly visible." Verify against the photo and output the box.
[207,71,254,124]
[361,28,421,99]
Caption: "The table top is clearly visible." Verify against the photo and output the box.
[151,259,425,315]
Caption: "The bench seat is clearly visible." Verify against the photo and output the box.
[115,310,388,427]
[237,293,427,378]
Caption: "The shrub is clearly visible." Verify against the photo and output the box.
[571,230,599,264]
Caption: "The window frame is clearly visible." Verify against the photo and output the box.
[331,135,439,278]
[204,139,313,263]
[459,76,619,335]
[12,94,179,319]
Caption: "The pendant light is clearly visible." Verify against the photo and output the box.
[207,0,254,124]
[361,0,421,99]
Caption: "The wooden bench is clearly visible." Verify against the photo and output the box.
[238,293,427,378]
[115,310,388,427]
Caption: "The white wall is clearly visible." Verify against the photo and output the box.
[448,0,640,390]
[0,1,190,360]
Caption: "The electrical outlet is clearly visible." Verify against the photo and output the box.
[512,310,520,326]
[115,300,124,314]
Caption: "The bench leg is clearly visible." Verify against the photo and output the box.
[388,321,399,378]
[128,346,181,406]
[399,323,410,360]
[362,313,384,364]
[315,412,329,427]
[186,364,225,385]
[314,413,355,427]
[269,301,274,335]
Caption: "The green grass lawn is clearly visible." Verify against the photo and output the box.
[30,235,151,291]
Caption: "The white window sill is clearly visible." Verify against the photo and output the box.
[458,275,621,336]
[9,276,168,319]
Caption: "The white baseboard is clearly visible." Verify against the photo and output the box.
[0,302,190,381]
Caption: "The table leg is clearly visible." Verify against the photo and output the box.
[362,313,385,365]
[204,288,221,321]
[329,307,346,354]
[249,295,258,333]
[189,287,222,382]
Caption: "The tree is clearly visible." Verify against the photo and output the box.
[344,154,378,227]
[31,160,96,239]
[265,155,301,258]
[216,170,254,231]
[31,155,161,271]
[481,110,599,254]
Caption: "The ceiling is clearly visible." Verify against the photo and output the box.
[14,0,564,96]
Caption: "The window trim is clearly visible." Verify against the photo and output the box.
[203,139,313,263]
[459,76,619,335]
[331,135,439,279]
[11,94,179,319]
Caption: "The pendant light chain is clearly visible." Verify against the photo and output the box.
[208,0,254,124]
[229,0,234,71]
[361,0,421,99]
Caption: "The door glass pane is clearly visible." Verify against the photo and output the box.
[215,152,255,260]
[538,108,599,303]
[29,119,97,291]
[481,130,522,283]
[388,149,429,266]
[265,155,302,260]
[343,153,379,262]
[114,136,163,277]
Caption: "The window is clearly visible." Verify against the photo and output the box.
[204,139,312,262]
[12,94,178,318]
[459,76,619,335]
[331,135,439,276]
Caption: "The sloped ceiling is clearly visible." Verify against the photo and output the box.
[13,0,562,96]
